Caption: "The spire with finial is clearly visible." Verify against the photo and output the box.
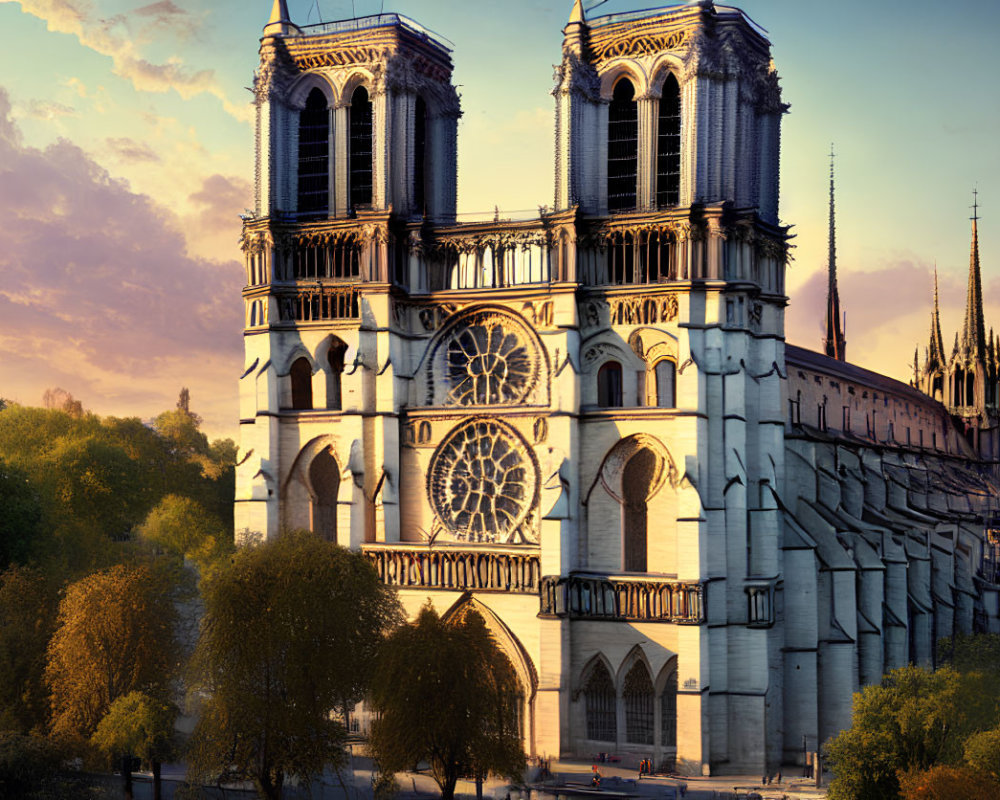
[961,188,987,363]
[569,0,586,24]
[823,144,847,361]
[264,0,297,36]
[926,265,946,372]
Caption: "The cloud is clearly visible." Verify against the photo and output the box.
[2,0,251,122]
[0,87,243,436]
[106,135,160,162]
[18,99,77,120]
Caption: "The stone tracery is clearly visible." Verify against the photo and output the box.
[428,418,539,544]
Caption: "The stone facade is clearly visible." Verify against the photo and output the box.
[235,0,1000,775]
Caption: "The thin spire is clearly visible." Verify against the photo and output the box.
[927,265,946,371]
[264,0,296,36]
[569,0,586,24]
[962,188,987,361]
[823,144,847,361]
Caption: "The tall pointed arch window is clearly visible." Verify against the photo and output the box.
[298,88,329,217]
[309,447,339,542]
[290,357,313,410]
[623,662,654,744]
[326,339,347,410]
[654,360,676,408]
[623,447,657,572]
[597,361,623,408]
[660,661,678,748]
[656,73,681,207]
[607,78,637,212]
[584,661,617,742]
[349,86,373,210]
[414,96,427,215]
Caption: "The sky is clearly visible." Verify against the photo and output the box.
[0,0,997,441]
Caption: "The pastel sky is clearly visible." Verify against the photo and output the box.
[0,0,997,440]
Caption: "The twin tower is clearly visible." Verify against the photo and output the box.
[238,0,792,774]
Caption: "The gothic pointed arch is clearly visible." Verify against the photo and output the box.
[297,87,330,217]
[655,656,679,749]
[421,305,550,407]
[595,433,678,505]
[655,70,681,207]
[280,435,347,534]
[622,659,654,744]
[440,593,538,703]
[289,356,314,410]
[607,76,638,212]
[286,71,336,110]
[579,654,617,743]
[349,84,373,210]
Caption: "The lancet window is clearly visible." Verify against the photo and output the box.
[654,360,676,408]
[327,339,347,410]
[349,86,373,210]
[607,78,638,212]
[660,662,678,748]
[414,96,427,214]
[597,361,623,408]
[584,662,617,742]
[623,447,657,572]
[309,447,338,541]
[656,73,681,207]
[289,357,313,410]
[623,662,654,745]
[298,88,330,217]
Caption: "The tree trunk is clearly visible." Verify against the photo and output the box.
[440,772,458,800]
[152,759,162,800]
[122,753,134,800]
[476,774,484,800]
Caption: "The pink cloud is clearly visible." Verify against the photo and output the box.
[0,87,244,436]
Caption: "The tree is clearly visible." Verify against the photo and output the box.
[42,388,83,418]
[185,530,402,800]
[45,564,179,741]
[966,728,1000,779]
[898,764,1000,800]
[92,691,177,800]
[368,604,525,800]
[826,666,1000,800]
[0,460,42,569]
[0,568,57,733]
[138,494,230,574]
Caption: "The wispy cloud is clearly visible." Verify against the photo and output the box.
[19,98,77,119]
[106,135,160,162]
[1,0,251,121]
[0,87,243,435]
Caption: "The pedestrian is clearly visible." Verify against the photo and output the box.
[775,770,782,784]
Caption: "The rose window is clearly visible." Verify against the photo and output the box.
[429,419,538,543]
[444,316,537,405]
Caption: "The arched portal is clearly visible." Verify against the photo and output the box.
[623,447,657,572]
[309,447,339,541]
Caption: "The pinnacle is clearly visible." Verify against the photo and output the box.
[569,0,586,24]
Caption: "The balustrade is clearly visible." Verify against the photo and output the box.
[275,285,360,322]
[539,573,704,624]
[363,545,541,594]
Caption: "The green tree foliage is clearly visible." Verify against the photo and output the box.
[45,564,180,741]
[138,495,231,574]
[0,399,236,578]
[827,665,1000,800]
[938,632,1000,674]
[898,764,1000,800]
[0,460,42,569]
[369,605,526,800]
[0,568,57,733]
[92,691,177,800]
[185,530,402,800]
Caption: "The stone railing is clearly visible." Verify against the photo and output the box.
[274,285,360,323]
[362,544,541,594]
[539,573,704,624]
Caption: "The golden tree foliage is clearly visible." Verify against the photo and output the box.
[898,764,1000,800]
[45,564,179,740]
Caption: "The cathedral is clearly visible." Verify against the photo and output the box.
[234,0,1000,775]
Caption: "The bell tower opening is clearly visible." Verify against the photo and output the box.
[349,86,373,211]
[298,88,329,217]
[608,78,638,212]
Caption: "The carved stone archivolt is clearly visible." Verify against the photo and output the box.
[592,28,689,64]
[598,434,678,504]
[428,418,540,545]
